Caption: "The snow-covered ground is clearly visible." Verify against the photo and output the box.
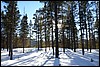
[1,47,99,66]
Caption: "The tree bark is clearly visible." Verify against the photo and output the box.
[22,37,24,53]
[55,2,59,58]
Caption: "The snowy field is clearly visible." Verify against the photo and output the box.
[1,47,99,66]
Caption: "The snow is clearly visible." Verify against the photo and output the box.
[1,47,99,66]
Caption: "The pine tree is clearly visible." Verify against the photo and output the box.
[44,2,47,51]
[33,13,39,50]
[94,1,99,48]
[2,1,21,60]
[79,1,85,55]
[1,11,6,50]
[29,20,33,47]
[20,14,28,53]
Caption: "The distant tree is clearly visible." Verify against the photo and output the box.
[44,2,47,51]
[29,20,33,47]
[20,14,28,53]
[39,15,43,49]
[33,12,40,50]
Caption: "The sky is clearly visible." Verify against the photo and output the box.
[1,1,44,26]
[17,1,44,24]
[17,1,44,38]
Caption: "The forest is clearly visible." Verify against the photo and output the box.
[1,1,99,60]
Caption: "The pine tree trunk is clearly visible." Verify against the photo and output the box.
[38,24,39,51]
[16,34,18,48]
[9,29,13,60]
[44,2,47,52]
[55,3,59,58]
[45,24,47,51]
[71,28,73,50]
[62,29,65,53]
[82,28,84,55]
[50,2,54,55]
[6,33,9,51]
[88,24,91,53]
[9,32,10,56]
[93,34,96,49]
[69,23,71,49]
[86,24,88,51]
[71,4,76,52]
[2,36,4,50]
[40,33,42,49]
[22,37,24,53]
[48,38,50,50]
[79,1,84,55]
[52,24,54,55]
[73,28,76,52]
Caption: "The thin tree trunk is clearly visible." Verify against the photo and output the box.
[38,24,39,51]
[3,37,5,50]
[40,31,42,49]
[9,29,13,60]
[52,24,54,55]
[44,2,47,52]
[16,33,18,48]
[71,28,73,50]
[9,1,13,60]
[22,37,24,53]
[69,22,71,49]
[93,32,96,49]
[82,27,84,55]
[86,24,88,51]
[79,1,84,55]
[55,2,59,58]
[61,5,65,53]
[71,3,76,52]
[88,24,91,53]
[30,30,31,48]
[73,27,76,52]
[62,29,65,52]
[66,30,68,48]
[36,31,37,48]
[7,32,9,51]
[9,32,10,56]
[50,2,54,55]
[48,37,50,50]
[45,24,47,51]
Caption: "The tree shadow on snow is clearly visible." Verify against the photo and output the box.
[1,55,10,62]
[70,56,97,66]
[12,48,39,60]
[7,49,52,66]
[8,56,37,66]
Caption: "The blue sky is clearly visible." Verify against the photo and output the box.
[1,1,44,25]
[17,1,44,38]
[17,1,44,24]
